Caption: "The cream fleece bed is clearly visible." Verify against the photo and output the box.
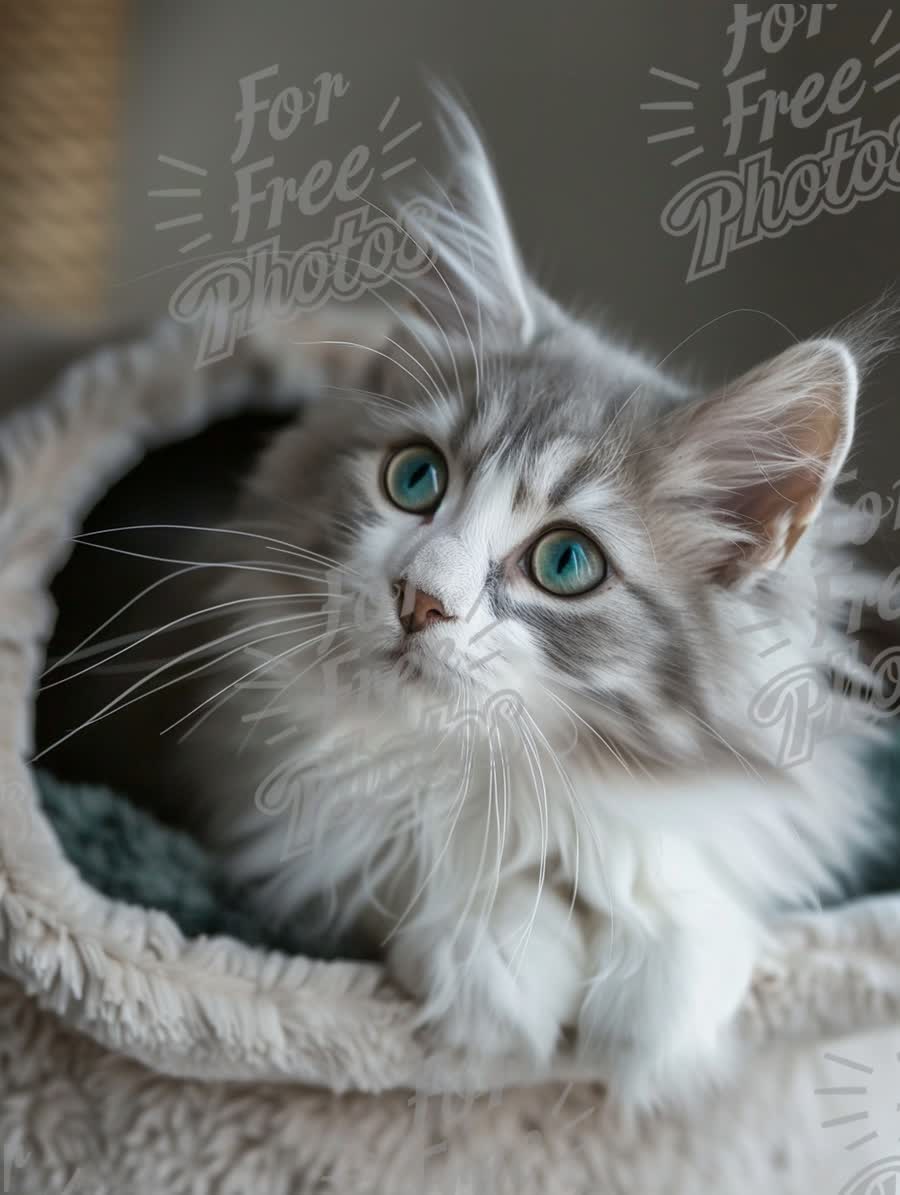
[1,318,900,1195]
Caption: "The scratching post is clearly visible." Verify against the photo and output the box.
[0,0,123,317]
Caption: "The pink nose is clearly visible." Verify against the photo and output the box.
[396,583,453,634]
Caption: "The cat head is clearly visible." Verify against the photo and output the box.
[251,92,873,774]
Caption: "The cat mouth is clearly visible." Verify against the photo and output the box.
[386,638,441,669]
[380,636,462,686]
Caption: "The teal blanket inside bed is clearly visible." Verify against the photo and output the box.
[35,771,358,958]
[35,730,900,956]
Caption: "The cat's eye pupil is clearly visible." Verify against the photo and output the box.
[384,444,448,514]
[529,529,606,597]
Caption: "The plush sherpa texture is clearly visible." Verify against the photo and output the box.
[1,317,900,1194]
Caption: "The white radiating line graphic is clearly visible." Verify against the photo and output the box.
[817,1051,889,1154]
[149,95,419,254]
[644,9,900,170]
[642,65,704,167]
[872,7,900,92]
[151,155,213,253]
[378,96,421,182]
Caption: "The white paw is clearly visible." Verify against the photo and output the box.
[577,907,759,1109]
[389,880,586,1063]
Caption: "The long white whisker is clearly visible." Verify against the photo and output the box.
[73,522,366,578]
[287,340,443,410]
[379,696,478,945]
[379,330,447,413]
[322,243,465,401]
[235,623,361,752]
[518,705,618,974]
[505,711,549,977]
[534,678,645,779]
[43,562,204,678]
[32,614,328,761]
[67,538,328,584]
[443,718,498,970]
[176,634,354,745]
[159,624,340,736]
[357,188,483,401]
[40,592,338,691]
[421,164,486,398]
[316,382,415,412]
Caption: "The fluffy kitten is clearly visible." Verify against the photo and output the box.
[195,95,888,1107]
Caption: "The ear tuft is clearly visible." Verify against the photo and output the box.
[395,84,536,348]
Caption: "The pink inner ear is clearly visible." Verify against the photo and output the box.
[739,405,845,550]
[705,341,857,585]
[723,468,820,583]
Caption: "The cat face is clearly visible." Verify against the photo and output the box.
[285,344,685,741]
[255,327,858,779]
[244,90,864,775]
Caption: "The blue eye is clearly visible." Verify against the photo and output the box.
[529,528,606,596]
[384,444,448,514]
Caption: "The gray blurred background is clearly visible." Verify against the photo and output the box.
[2,0,899,558]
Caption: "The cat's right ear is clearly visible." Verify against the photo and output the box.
[394,85,538,351]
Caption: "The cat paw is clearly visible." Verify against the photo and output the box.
[577,913,757,1109]
[388,882,586,1063]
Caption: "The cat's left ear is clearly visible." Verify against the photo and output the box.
[676,338,858,584]
[396,86,539,348]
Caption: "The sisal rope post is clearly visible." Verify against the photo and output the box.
[0,0,124,318]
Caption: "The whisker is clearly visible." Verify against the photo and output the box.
[159,624,340,736]
[73,522,366,579]
[420,164,487,397]
[43,562,205,678]
[176,634,355,745]
[325,244,466,403]
[379,699,479,945]
[287,339,444,411]
[504,711,549,978]
[32,614,329,761]
[517,705,618,971]
[235,626,359,752]
[349,186,483,398]
[68,538,327,584]
[316,382,415,413]
[534,678,646,779]
[40,592,337,691]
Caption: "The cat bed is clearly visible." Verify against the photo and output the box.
[2,320,900,1194]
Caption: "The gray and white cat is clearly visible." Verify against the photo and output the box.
[194,94,887,1107]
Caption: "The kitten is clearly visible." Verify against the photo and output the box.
[192,93,888,1108]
